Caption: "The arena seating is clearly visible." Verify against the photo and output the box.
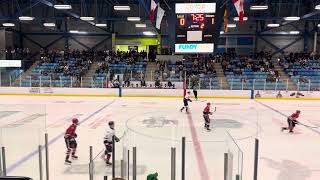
[22,55,90,87]
[222,58,286,90]
[281,59,320,91]
[155,58,220,89]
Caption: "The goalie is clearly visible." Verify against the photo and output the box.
[104,121,120,165]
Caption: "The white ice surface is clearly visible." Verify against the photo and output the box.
[0,96,319,180]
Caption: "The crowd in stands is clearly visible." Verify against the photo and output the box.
[221,51,280,83]
[154,55,217,82]
[12,44,320,90]
[1,47,32,60]
[280,52,317,74]
[279,52,320,90]
[95,49,148,75]
[36,49,93,83]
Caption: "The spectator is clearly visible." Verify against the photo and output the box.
[113,79,120,88]
[155,79,161,88]
[124,78,130,87]
[141,78,146,87]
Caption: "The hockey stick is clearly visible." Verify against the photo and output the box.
[119,130,128,140]
[198,100,207,102]
[297,121,320,129]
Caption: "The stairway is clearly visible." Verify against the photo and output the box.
[145,62,157,81]
[214,63,230,89]
[12,61,39,87]
[272,60,297,91]
[81,61,101,87]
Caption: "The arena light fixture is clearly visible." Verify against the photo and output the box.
[2,23,15,27]
[95,23,107,27]
[315,4,320,10]
[127,17,141,21]
[114,6,131,11]
[69,30,87,34]
[227,24,236,28]
[18,16,35,21]
[233,17,248,21]
[250,5,268,10]
[43,23,56,27]
[80,16,95,21]
[220,31,224,34]
[54,4,72,10]
[318,24,320,27]
[135,24,147,28]
[267,23,280,27]
[289,31,300,34]
[143,31,155,36]
[69,30,79,33]
[284,16,300,21]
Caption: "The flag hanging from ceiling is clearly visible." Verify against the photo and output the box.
[150,0,158,22]
[232,0,244,23]
[224,8,229,32]
[156,5,165,29]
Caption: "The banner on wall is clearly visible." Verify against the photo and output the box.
[254,90,320,99]
[29,87,54,94]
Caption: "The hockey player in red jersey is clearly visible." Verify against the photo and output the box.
[281,110,301,133]
[104,121,120,165]
[64,118,79,164]
[203,103,213,131]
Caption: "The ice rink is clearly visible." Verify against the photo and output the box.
[0,95,319,180]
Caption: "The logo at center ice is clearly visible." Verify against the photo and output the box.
[142,117,178,128]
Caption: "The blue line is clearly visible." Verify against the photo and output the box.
[255,100,320,135]
[7,98,118,174]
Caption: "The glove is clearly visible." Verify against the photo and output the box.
[209,112,213,115]
[74,134,77,138]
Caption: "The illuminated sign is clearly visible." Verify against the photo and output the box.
[0,60,22,67]
[175,3,216,14]
[175,43,214,53]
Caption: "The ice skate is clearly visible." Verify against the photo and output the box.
[65,159,72,165]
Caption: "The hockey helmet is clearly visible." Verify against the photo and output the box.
[207,102,211,105]
[296,110,301,113]
[72,118,79,125]
[108,121,114,126]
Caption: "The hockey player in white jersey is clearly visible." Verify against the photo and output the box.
[104,121,120,165]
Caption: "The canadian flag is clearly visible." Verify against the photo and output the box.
[150,0,157,22]
[233,0,244,23]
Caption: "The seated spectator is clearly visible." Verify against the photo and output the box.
[113,79,120,88]
[299,76,308,83]
[168,81,173,88]
[141,78,146,87]
[124,78,130,87]
[155,79,161,88]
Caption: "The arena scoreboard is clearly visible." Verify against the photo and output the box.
[175,3,216,53]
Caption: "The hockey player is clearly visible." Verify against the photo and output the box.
[64,118,79,164]
[104,121,120,165]
[180,91,192,113]
[203,103,213,131]
[281,110,301,133]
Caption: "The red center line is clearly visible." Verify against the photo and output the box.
[187,112,210,180]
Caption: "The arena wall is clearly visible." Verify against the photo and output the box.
[0,87,251,99]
